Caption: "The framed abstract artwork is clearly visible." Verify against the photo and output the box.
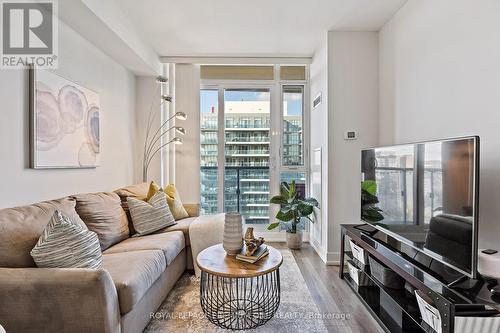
[29,67,100,168]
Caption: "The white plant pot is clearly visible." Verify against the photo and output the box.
[286,231,303,249]
[223,212,243,255]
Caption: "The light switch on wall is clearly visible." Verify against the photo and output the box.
[344,131,358,140]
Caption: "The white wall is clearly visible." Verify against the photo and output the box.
[379,0,500,249]
[174,64,201,204]
[328,31,380,260]
[134,76,163,184]
[0,21,137,208]
[309,34,330,261]
[135,67,175,187]
[309,32,379,263]
[60,0,162,75]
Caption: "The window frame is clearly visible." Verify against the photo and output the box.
[199,65,310,239]
[280,84,308,170]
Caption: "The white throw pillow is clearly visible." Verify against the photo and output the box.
[30,210,102,268]
[127,191,176,236]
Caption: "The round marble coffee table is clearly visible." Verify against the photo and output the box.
[196,244,283,330]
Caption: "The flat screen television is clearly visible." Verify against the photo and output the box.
[361,136,480,278]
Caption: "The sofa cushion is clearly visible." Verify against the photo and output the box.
[0,197,86,267]
[102,250,166,314]
[114,182,149,215]
[114,183,149,202]
[127,192,175,237]
[127,192,176,237]
[104,231,185,265]
[73,192,129,251]
[154,216,196,246]
[114,183,150,235]
[183,204,200,218]
[30,210,102,269]
[164,184,190,220]
[146,182,189,220]
[146,181,161,201]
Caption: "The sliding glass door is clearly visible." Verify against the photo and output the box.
[224,89,271,225]
[200,83,308,234]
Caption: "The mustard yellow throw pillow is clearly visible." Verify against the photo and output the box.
[146,182,189,220]
[146,181,161,201]
[164,184,189,220]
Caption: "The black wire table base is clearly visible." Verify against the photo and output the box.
[200,269,281,330]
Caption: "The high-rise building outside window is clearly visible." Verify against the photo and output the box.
[282,86,304,166]
[200,90,219,214]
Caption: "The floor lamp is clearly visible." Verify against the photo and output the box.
[142,76,187,182]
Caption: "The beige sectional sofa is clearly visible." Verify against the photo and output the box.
[0,183,198,333]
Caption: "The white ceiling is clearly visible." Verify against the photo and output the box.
[118,0,407,58]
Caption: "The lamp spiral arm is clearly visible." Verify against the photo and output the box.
[142,79,186,181]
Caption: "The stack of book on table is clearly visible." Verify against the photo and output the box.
[236,245,269,263]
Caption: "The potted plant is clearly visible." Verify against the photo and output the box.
[267,181,319,249]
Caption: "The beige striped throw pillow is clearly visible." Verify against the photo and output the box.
[30,210,102,269]
[127,191,176,236]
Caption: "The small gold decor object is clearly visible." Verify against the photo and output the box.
[243,227,265,256]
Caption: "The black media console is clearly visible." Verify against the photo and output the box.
[340,224,500,333]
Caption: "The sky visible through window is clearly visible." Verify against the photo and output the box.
[200,90,218,114]
[200,90,302,115]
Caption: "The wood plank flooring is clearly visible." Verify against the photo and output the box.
[271,242,385,333]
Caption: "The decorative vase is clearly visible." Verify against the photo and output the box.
[223,212,243,255]
[286,231,303,249]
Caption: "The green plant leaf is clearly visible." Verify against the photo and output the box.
[276,210,294,222]
[289,180,296,199]
[302,197,319,207]
[267,222,280,230]
[298,202,314,216]
[361,180,377,196]
[280,182,290,198]
[270,195,287,205]
[271,179,320,225]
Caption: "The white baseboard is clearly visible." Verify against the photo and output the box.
[325,252,340,265]
[255,233,339,265]
[308,239,341,265]
[309,239,327,262]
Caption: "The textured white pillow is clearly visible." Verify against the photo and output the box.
[127,191,176,236]
[30,210,102,268]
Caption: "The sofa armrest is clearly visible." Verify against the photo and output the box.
[183,203,200,217]
[0,267,120,333]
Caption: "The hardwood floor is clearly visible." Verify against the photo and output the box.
[270,242,385,333]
